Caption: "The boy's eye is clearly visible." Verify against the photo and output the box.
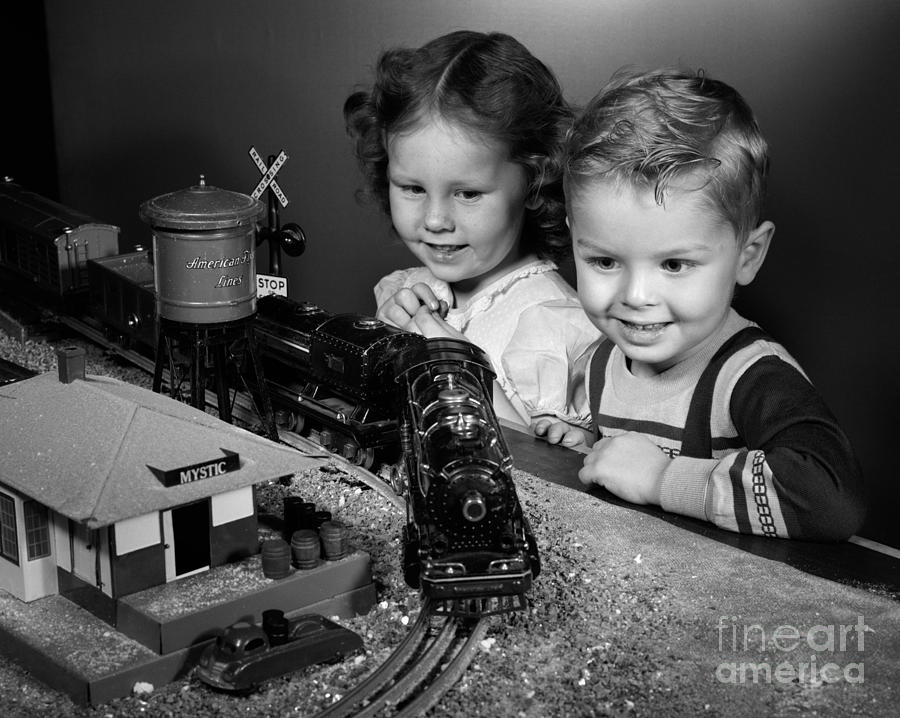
[455,190,482,201]
[661,259,689,273]
[402,184,425,195]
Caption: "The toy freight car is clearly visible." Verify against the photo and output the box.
[0,178,120,304]
[86,249,157,352]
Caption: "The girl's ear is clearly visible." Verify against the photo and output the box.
[525,193,543,211]
[736,220,775,286]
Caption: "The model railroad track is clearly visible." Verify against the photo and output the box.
[312,601,487,718]
[43,311,490,716]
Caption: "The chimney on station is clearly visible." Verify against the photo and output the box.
[57,346,86,383]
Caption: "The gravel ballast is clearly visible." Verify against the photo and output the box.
[1,322,898,718]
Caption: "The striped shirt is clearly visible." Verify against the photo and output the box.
[588,310,865,541]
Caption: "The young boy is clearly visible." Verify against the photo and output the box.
[536,67,865,541]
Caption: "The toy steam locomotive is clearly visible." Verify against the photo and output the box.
[394,338,540,616]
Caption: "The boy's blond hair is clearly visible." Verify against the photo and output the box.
[564,67,769,241]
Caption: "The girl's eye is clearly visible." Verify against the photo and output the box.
[588,256,617,270]
[456,190,482,201]
[403,184,425,195]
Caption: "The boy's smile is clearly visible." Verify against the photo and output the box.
[570,179,772,376]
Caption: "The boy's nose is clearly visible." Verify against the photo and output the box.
[622,270,655,306]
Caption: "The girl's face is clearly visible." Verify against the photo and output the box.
[570,180,770,376]
[386,118,531,303]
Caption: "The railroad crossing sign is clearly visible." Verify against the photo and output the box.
[249,147,289,207]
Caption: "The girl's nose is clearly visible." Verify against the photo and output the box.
[423,199,454,232]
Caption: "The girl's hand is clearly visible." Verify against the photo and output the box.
[376,283,448,331]
[578,432,668,505]
[533,418,593,448]
[408,304,466,340]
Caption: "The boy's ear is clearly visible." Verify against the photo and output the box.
[736,220,775,286]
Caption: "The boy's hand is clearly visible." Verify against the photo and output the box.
[376,283,448,331]
[533,418,592,448]
[578,432,668,505]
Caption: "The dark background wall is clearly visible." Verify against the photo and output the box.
[7,1,899,549]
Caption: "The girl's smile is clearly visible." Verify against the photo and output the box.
[423,241,469,260]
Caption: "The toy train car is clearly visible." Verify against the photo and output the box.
[394,338,540,617]
[254,294,423,468]
[86,249,158,352]
[0,178,120,305]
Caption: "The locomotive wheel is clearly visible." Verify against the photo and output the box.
[354,448,376,469]
[342,441,375,469]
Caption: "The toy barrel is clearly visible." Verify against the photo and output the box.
[261,538,292,579]
[313,510,332,530]
[262,609,289,646]
[282,496,305,541]
[319,520,348,561]
[291,529,320,569]
[139,176,263,324]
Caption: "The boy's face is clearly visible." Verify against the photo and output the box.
[570,180,770,376]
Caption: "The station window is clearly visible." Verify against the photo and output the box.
[24,501,51,560]
[0,492,19,564]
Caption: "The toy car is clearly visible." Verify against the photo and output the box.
[195,612,364,691]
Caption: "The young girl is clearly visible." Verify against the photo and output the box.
[344,30,599,433]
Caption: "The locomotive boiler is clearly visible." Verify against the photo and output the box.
[394,338,540,616]
[253,294,423,468]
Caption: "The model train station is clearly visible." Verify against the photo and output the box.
[0,347,376,704]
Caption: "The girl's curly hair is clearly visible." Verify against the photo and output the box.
[344,31,574,262]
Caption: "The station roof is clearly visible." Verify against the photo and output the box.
[0,371,325,528]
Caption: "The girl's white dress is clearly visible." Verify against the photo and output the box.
[374,258,599,427]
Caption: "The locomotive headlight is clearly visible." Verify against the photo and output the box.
[461,490,487,522]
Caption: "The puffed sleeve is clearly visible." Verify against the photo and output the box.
[373,268,453,313]
[374,269,415,311]
[500,299,600,428]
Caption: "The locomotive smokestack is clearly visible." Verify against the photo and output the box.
[56,346,86,383]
